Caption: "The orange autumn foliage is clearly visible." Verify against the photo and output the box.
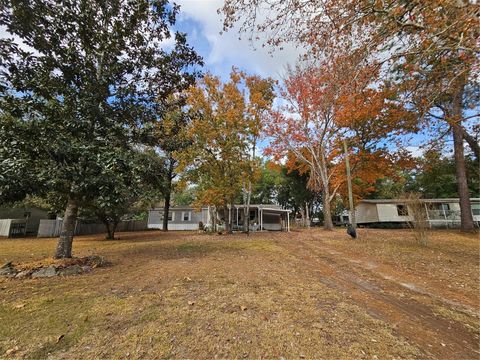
[265,60,416,210]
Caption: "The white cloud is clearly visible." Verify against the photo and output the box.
[405,146,423,158]
[0,25,38,54]
[176,0,302,79]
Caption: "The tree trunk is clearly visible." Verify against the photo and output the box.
[322,187,334,230]
[105,221,113,240]
[305,202,310,227]
[244,207,250,235]
[162,161,174,231]
[223,204,230,233]
[228,199,234,233]
[243,176,253,235]
[162,191,171,231]
[212,207,217,232]
[111,220,119,239]
[104,220,119,240]
[452,124,474,231]
[451,76,474,232]
[54,196,78,258]
[244,139,256,235]
[228,207,233,234]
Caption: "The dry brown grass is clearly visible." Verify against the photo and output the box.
[0,228,478,359]
[315,227,479,307]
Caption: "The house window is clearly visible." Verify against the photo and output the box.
[160,212,173,221]
[396,204,408,216]
[472,204,480,216]
[431,203,450,211]
[182,212,191,221]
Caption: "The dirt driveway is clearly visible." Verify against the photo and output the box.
[281,229,479,359]
[0,228,478,359]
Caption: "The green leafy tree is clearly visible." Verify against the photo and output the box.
[250,161,280,205]
[172,186,197,206]
[80,149,163,240]
[370,150,480,199]
[412,151,479,199]
[0,0,201,258]
[147,102,193,231]
[276,165,318,226]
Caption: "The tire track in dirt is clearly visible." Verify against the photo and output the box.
[282,238,480,360]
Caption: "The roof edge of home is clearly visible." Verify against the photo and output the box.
[360,198,480,204]
[150,204,286,210]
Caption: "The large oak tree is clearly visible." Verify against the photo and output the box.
[0,0,201,257]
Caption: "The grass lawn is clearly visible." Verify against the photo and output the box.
[0,228,478,359]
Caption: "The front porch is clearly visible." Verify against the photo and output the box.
[210,205,291,232]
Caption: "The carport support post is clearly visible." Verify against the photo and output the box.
[287,212,290,232]
[207,206,211,228]
[260,207,263,231]
[343,139,356,230]
[424,203,432,229]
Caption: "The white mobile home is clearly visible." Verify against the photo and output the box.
[354,198,480,228]
[148,206,206,231]
[148,204,291,231]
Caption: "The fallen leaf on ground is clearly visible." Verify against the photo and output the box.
[5,346,19,355]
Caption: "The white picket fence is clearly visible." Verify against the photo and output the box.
[37,219,147,237]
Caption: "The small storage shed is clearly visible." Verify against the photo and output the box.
[0,206,51,237]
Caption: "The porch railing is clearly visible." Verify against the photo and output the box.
[426,209,461,221]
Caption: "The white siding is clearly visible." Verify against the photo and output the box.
[355,203,379,223]
[262,223,282,231]
[37,219,63,237]
[377,204,413,222]
[472,203,480,221]
[147,223,198,230]
[0,219,12,236]
[448,202,461,212]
